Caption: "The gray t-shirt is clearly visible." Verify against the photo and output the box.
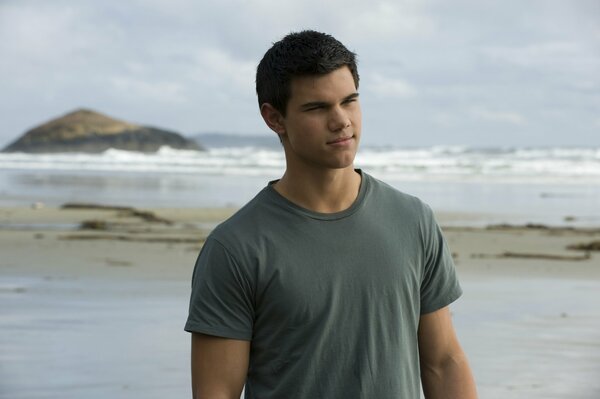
[185,171,462,398]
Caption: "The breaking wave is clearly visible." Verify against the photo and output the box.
[1,145,599,182]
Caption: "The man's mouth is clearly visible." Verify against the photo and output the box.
[327,135,354,145]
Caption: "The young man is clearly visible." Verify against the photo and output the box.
[185,30,477,398]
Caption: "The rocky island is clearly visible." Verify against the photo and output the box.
[2,109,203,153]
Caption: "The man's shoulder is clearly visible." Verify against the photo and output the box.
[208,185,284,251]
[365,173,431,216]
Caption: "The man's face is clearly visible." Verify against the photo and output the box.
[278,66,362,171]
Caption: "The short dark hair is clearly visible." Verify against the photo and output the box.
[256,30,359,115]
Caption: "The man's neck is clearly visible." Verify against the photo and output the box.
[273,166,362,213]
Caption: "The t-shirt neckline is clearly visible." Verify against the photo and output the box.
[265,169,369,221]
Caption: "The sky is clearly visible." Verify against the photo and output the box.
[1,0,599,148]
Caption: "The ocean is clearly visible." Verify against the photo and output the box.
[1,145,598,226]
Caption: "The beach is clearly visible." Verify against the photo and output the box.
[1,204,599,398]
[2,0,599,395]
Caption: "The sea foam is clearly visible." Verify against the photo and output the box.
[0,145,599,182]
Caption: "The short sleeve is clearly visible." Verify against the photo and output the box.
[419,204,462,314]
[184,238,254,340]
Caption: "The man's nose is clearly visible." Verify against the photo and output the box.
[328,106,351,131]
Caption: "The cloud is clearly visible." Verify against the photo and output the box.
[109,77,187,103]
[469,107,526,126]
[432,112,459,128]
[0,2,83,62]
[187,47,256,94]
[349,1,435,39]
[367,73,417,98]
[481,41,599,77]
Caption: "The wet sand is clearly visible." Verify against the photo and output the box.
[1,205,599,398]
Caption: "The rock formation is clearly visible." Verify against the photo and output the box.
[2,109,203,153]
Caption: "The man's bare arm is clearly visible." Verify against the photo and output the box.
[191,333,250,399]
[418,306,477,399]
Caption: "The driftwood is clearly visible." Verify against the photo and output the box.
[486,223,558,230]
[59,234,203,245]
[567,241,600,251]
[62,203,131,211]
[472,251,591,261]
[80,219,109,230]
[484,224,600,236]
[62,203,173,225]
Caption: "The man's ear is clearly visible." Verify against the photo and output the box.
[260,103,286,137]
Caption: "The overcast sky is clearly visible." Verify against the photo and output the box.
[1,0,598,148]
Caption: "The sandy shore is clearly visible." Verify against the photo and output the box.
[1,205,599,398]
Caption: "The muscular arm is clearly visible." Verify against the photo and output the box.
[418,306,477,399]
[191,333,250,399]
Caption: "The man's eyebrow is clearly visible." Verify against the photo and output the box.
[300,92,360,109]
[343,92,360,101]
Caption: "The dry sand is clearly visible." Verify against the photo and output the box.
[1,205,599,398]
